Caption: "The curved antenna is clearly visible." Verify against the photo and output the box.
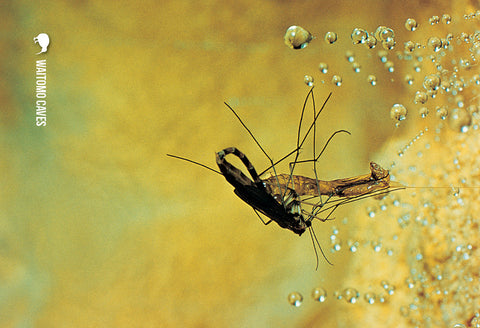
[166,154,222,175]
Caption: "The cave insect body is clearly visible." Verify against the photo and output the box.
[216,147,309,236]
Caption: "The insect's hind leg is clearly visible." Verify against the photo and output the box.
[217,147,263,185]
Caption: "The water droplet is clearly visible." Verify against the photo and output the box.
[442,14,452,24]
[318,62,328,74]
[287,291,303,307]
[423,74,441,91]
[311,287,327,302]
[382,37,396,50]
[345,50,355,62]
[342,288,360,303]
[332,75,342,86]
[304,75,314,87]
[419,107,429,118]
[390,104,407,123]
[404,40,415,52]
[453,324,467,328]
[352,62,361,73]
[364,292,376,304]
[414,91,428,104]
[284,26,314,50]
[405,74,414,85]
[405,18,418,31]
[436,106,448,120]
[367,74,377,86]
[427,36,442,52]
[351,28,368,44]
[324,31,337,44]
[429,15,440,25]
[375,26,395,42]
[364,35,377,49]
[385,61,394,72]
[449,108,472,132]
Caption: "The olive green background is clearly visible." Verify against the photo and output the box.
[0,0,465,326]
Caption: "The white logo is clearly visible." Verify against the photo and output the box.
[34,33,50,55]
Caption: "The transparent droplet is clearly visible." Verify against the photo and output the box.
[345,50,355,62]
[364,292,376,304]
[453,324,467,328]
[352,62,361,73]
[429,15,440,25]
[449,108,472,132]
[441,14,452,24]
[391,104,407,123]
[311,287,327,302]
[419,107,429,118]
[318,62,328,74]
[385,61,394,72]
[304,75,314,87]
[324,31,337,44]
[405,74,414,85]
[367,74,377,86]
[423,74,441,91]
[364,35,377,49]
[342,288,360,304]
[436,106,448,120]
[404,40,415,52]
[382,37,396,50]
[427,36,442,52]
[287,291,303,307]
[405,18,418,31]
[284,26,314,50]
[414,91,428,104]
[332,75,342,86]
[376,26,394,41]
[351,28,368,44]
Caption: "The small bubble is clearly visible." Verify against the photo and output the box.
[287,292,303,307]
[342,288,360,304]
[385,61,394,72]
[324,31,337,44]
[442,14,452,24]
[345,50,355,62]
[367,75,377,86]
[364,35,377,49]
[332,75,342,86]
[304,75,314,86]
[284,26,314,50]
[352,62,361,73]
[376,26,395,41]
[429,15,440,25]
[364,292,376,304]
[427,36,442,52]
[419,107,429,118]
[405,18,418,31]
[404,40,415,52]
[311,287,327,302]
[318,62,328,74]
[449,108,472,132]
[351,28,368,44]
[414,91,428,104]
[436,106,448,120]
[453,324,467,328]
[423,74,441,91]
[405,74,414,85]
[382,37,396,50]
[390,104,407,123]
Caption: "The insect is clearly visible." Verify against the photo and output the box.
[167,88,403,267]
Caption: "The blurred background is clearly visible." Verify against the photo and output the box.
[1,0,476,327]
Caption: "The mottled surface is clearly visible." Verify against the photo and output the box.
[1,0,478,327]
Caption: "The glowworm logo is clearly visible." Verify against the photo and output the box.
[34,33,49,126]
